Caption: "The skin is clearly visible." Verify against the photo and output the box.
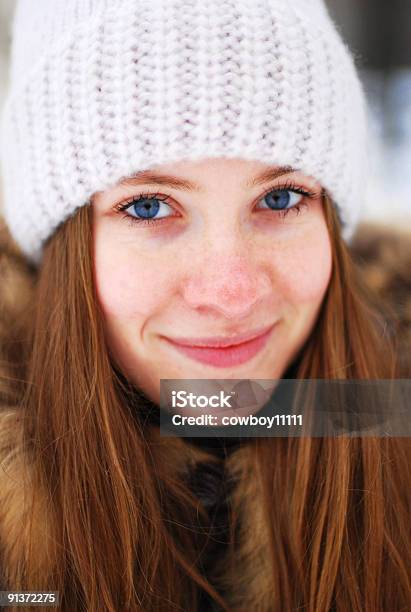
[92,158,332,408]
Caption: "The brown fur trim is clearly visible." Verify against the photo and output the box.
[349,221,411,375]
[220,442,275,611]
[0,408,59,588]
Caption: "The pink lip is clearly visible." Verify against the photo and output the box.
[162,323,276,368]
[169,323,275,348]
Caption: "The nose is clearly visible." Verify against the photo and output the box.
[182,253,272,319]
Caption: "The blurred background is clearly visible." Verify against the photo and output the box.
[0,0,410,227]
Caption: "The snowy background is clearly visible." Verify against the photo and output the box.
[1,0,410,228]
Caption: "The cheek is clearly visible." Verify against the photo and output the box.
[93,244,175,320]
[271,226,332,305]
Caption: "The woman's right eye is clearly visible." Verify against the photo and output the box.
[114,193,176,227]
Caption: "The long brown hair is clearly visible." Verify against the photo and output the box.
[4,194,411,610]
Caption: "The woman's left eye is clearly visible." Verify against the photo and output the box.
[255,188,310,218]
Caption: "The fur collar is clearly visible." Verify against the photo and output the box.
[0,217,410,604]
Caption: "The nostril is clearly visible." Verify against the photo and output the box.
[183,282,267,319]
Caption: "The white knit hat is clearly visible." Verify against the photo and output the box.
[1,0,368,266]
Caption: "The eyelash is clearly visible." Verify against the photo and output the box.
[113,180,320,228]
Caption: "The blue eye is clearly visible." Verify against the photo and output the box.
[258,189,303,211]
[129,196,173,220]
[133,197,161,219]
[116,193,175,226]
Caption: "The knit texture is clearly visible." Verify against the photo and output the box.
[0,0,368,266]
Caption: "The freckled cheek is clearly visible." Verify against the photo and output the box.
[94,257,175,320]
[272,234,332,303]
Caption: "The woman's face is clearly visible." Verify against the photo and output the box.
[92,158,332,404]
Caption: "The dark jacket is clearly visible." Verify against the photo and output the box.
[0,218,410,610]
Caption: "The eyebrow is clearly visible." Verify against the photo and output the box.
[117,165,296,192]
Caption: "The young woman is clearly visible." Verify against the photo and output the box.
[0,0,410,610]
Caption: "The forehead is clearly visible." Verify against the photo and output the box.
[117,159,297,192]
